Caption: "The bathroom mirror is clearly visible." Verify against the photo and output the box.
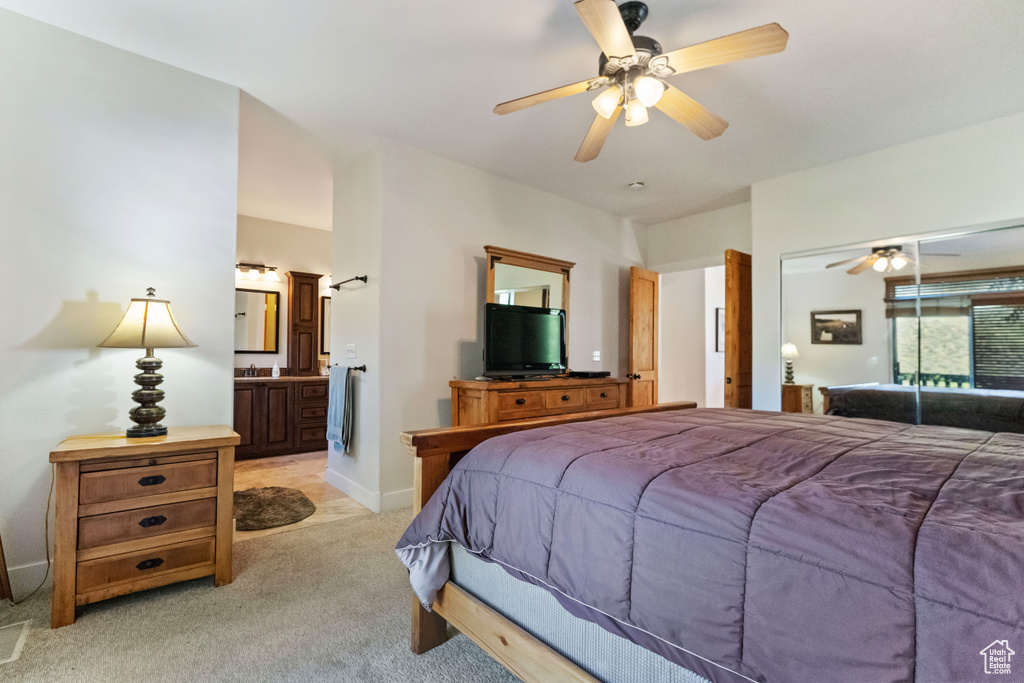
[320,296,331,355]
[234,289,280,353]
[485,245,574,314]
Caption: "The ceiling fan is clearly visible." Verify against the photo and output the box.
[493,0,789,162]
[826,246,915,275]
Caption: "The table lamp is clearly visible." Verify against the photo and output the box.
[781,342,800,384]
[99,288,197,437]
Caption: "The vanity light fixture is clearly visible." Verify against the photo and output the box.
[236,263,280,282]
[98,288,197,437]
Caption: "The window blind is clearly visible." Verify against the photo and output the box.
[972,304,1024,391]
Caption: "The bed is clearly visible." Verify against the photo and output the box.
[397,405,1024,682]
[820,383,1024,433]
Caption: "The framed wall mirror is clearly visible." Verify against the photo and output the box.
[320,296,331,355]
[485,245,574,316]
[234,289,280,353]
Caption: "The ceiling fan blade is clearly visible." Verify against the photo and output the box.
[575,107,621,162]
[825,255,865,269]
[574,0,637,61]
[654,85,728,140]
[494,79,594,116]
[661,23,789,75]
[847,255,879,275]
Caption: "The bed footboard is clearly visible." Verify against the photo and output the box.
[401,401,697,664]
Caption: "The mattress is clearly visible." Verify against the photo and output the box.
[450,542,710,683]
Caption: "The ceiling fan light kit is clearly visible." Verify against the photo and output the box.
[493,0,789,162]
[827,246,913,275]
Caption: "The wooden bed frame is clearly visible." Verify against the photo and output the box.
[401,401,698,682]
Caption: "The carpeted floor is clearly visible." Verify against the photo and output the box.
[0,509,517,682]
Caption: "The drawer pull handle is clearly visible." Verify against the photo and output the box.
[561,395,570,401]
[136,558,165,571]
[600,392,608,398]
[138,475,166,487]
[138,515,167,528]
[515,398,526,405]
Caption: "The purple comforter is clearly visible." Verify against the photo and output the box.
[396,408,1024,682]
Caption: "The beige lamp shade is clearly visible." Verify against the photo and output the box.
[780,342,800,359]
[99,291,197,349]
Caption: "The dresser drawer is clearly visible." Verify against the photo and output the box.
[545,388,585,410]
[585,385,620,409]
[496,390,546,420]
[79,460,217,505]
[299,383,328,401]
[78,498,217,550]
[298,426,326,443]
[299,405,327,421]
[77,537,215,594]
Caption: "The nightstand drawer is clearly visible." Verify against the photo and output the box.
[78,498,217,550]
[77,537,215,594]
[545,388,585,410]
[496,390,545,419]
[585,385,619,409]
[79,460,217,505]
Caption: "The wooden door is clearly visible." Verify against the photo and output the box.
[262,383,295,455]
[233,383,259,459]
[724,249,753,408]
[628,266,659,407]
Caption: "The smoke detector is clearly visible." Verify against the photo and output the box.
[628,181,645,190]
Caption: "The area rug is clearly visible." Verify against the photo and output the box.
[233,486,316,531]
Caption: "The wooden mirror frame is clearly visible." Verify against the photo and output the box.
[485,245,574,315]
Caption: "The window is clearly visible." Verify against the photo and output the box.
[887,267,1024,390]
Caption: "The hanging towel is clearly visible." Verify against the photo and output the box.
[327,366,356,453]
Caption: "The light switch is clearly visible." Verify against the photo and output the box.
[346,344,357,359]
[592,351,601,362]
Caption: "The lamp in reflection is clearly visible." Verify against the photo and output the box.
[781,342,800,384]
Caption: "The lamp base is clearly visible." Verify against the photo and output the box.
[126,424,168,438]
[784,359,795,385]
[125,348,168,438]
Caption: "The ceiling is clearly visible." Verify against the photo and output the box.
[5,0,1024,226]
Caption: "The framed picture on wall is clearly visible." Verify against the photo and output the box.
[810,309,862,345]
[715,307,725,353]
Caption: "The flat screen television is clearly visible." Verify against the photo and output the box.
[484,303,567,378]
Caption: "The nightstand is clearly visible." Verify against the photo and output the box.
[49,426,239,628]
[781,384,814,413]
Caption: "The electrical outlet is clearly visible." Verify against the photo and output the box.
[592,351,601,362]
[346,344,357,359]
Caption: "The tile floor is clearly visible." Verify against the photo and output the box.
[232,450,371,542]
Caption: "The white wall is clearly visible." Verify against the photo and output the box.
[704,265,726,408]
[641,203,752,273]
[658,269,706,406]
[235,215,332,369]
[0,10,239,596]
[329,140,643,511]
[751,111,1024,409]
[781,266,891,413]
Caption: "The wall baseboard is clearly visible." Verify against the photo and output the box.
[8,560,50,602]
[324,468,380,513]
[380,488,413,511]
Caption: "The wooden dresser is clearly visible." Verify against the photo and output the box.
[49,426,239,628]
[450,377,628,426]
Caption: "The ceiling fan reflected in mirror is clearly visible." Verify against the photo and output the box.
[493,0,789,162]
[825,246,918,275]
